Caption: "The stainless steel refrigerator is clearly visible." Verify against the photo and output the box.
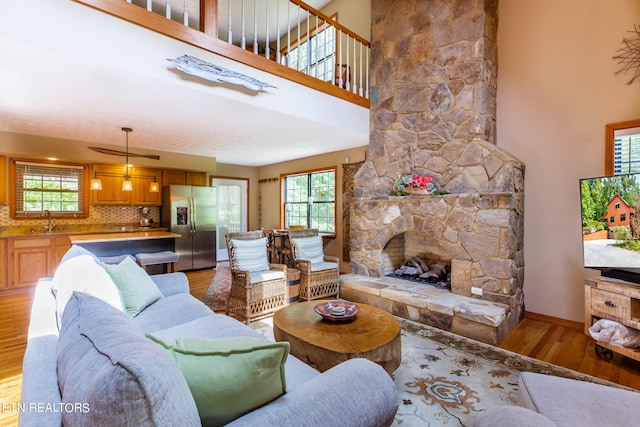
[161,185,216,271]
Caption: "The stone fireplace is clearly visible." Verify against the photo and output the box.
[339,0,525,344]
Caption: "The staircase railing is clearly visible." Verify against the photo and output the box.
[74,0,370,107]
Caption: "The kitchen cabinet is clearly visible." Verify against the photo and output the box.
[132,167,162,206]
[0,155,7,205]
[91,164,163,206]
[8,236,71,289]
[0,239,6,290]
[90,164,132,205]
[163,169,207,187]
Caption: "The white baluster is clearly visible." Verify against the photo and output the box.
[285,0,291,66]
[359,41,363,97]
[366,47,369,99]
[165,0,171,19]
[352,37,357,93]
[265,0,270,59]
[345,31,350,91]
[313,15,318,78]
[183,0,188,26]
[338,29,343,88]
[146,0,152,12]
[228,0,233,44]
[296,5,300,71]
[241,0,246,49]
[253,0,258,54]
[306,9,310,75]
[276,0,281,63]
[324,20,329,82]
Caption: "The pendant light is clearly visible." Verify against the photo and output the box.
[90,127,160,193]
[122,127,133,192]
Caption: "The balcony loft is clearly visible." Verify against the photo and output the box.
[0,0,370,166]
[78,0,370,108]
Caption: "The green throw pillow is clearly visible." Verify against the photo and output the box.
[146,335,289,426]
[101,256,163,317]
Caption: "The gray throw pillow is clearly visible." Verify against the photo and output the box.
[57,292,200,426]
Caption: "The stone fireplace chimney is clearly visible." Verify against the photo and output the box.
[348,0,525,340]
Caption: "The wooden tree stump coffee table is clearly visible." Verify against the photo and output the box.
[272,300,401,374]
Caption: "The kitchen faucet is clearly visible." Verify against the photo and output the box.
[42,209,56,232]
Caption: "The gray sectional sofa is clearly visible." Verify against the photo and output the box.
[20,246,398,426]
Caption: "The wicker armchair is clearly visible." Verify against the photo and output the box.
[225,231,288,325]
[288,229,340,301]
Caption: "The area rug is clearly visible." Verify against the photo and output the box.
[250,316,622,427]
[202,261,231,312]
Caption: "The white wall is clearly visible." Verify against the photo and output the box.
[497,0,640,322]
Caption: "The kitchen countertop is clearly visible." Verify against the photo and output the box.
[0,224,170,238]
[69,231,181,244]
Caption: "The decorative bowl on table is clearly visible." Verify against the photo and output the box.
[314,301,360,322]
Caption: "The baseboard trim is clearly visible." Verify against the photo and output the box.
[524,311,584,332]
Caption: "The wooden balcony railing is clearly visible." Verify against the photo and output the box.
[74,0,370,108]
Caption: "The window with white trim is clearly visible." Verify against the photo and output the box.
[283,169,335,234]
[11,160,88,218]
[284,24,336,83]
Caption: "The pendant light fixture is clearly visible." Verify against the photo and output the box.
[90,127,160,193]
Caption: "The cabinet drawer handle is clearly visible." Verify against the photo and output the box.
[605,300,617,308]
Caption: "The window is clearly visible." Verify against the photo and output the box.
[283,21,336,83]
[621,213,627,221]
[610,216,615,223]
[615,202,621,208]
[283,168,336,234]
[605,119,640,175]
[11,160,89,219]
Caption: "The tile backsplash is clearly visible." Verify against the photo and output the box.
[0,205,160,227]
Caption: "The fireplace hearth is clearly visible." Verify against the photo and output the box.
[341,0,525,344]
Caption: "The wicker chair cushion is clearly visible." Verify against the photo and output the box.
[229,237,270,272]
[290,235,325,264]
[310,261,338,272]
[249,270,286,284]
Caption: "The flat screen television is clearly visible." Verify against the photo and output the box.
[580,172,640,284]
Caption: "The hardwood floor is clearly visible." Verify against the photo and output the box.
[1,271,639,426]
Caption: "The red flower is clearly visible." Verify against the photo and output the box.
[409,175,433,189]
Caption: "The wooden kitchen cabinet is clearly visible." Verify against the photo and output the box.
[8,235,71,289]
[91,164,163,206]
[0,155,7,205]
[163,169,207,186]
[0,239,6,290]
[132,167,162,206]
[90,164,132,205]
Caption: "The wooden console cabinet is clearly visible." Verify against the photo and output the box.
[585,277,640,362]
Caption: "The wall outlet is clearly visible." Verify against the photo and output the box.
[471,287,483,296]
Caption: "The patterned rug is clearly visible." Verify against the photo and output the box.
[248,316,622,427]
[202,271,621,426]
[202,261,231,312]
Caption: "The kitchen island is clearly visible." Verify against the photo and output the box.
[70,230,182,274]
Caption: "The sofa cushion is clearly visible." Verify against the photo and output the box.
[229,237,270,272]
[249,269,286,284]
[290,235,325,264]
[146,314,320,391]
[100,256,163,317]
[310,261,338,272]
[147,335,289,427]
[51,255,124,328]
[473,405,557,427]
[132,293,215,333]
[57,292,200,426]
[518,372,640,427]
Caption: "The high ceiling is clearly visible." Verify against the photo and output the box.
[0,0,368,167]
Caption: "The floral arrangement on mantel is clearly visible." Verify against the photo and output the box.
[394,174,444,196]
